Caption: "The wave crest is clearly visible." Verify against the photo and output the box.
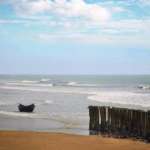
[137,85,150,90]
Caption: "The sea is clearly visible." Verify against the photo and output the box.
[0,75,150,135]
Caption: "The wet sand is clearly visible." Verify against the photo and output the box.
[0,131,149,150]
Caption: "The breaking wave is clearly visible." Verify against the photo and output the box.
[67,82,97,87]
[21,80,38,83]
[67,82,77,86]
[4,79,98,88]
[39,78,51,83]
[43,100,53,104]
[6,82,53,87]
[137,85,150,90]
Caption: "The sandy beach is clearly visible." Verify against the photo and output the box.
[0,131,149,150]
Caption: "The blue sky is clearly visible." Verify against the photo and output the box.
[0,0,150,74]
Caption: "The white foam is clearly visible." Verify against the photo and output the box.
[88,91,150,109]
[0,85,95,95]
[76,83,97,87]
[0,102,17,106]
[6,82,53,87]
[67,82,77,86]
[137,85,150,90]
[40,78,50,82]
[67,82,97,87]
[0,111,48,119]
[21,80,38,83]
[44,100,53,104]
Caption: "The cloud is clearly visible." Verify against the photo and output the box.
[0,19,26,24]
[1,18,150,39]
[32,17,150,47]
[139,0,150,6]
[0,0,150,47]
[3,0,110,22]
[36,31,150,48]
[111,6,126,13]
[13,0,50,15]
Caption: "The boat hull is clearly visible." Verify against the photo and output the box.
[18,104,35,112]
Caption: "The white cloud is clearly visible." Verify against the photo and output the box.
[111,6,126,13]
[13,0,50,15]
[34,18,150,47]
[0,0,150,47]
[3,0,110,22]
[1,18,150,36]
[139,0,150,6]
[36,31,150,48]
[0,19,28,24]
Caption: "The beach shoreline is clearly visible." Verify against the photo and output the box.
[0,130,149,150]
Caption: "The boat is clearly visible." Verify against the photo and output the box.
[18,104,35,112]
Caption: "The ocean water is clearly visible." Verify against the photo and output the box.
[0,75,150,135]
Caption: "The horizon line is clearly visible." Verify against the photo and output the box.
[0,73,150,76]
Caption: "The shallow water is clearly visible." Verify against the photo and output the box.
[0,75,150,135]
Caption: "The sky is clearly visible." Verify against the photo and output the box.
[0,0,150,75]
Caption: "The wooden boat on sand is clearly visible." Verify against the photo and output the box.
[18,104,35,112]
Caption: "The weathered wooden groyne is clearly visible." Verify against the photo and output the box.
[89,106,150,142]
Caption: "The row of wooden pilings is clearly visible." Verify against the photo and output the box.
[89,106,150,142]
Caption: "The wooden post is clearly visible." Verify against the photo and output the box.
[89,106,150,142]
